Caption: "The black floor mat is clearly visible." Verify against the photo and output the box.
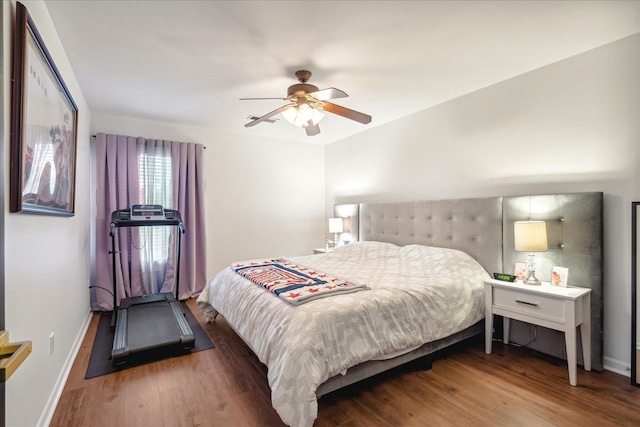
[85,301,214,379]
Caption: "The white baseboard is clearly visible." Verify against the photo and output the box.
[37,310,93,427]
[603,355,631,377]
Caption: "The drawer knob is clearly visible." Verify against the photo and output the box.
[515,299,539,307]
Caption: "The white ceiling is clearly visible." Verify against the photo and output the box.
[44,0,640,144]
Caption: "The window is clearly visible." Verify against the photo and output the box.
[138,148,172,263]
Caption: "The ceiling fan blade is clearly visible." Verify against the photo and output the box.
[240,97,289,101]
[248,115,277,123]
[322,102,372,124]
[307,87,348,101]
[245,104,292,127]
[305,122,320,136]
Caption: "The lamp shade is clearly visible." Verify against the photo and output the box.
[328,217,344,234]
[514,221,548,252]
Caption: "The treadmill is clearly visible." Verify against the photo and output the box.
[109,206,195,366]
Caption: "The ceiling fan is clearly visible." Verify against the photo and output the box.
[241,70,372,136]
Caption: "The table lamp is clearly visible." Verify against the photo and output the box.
[514,220,548,285]
[329,217,344,248]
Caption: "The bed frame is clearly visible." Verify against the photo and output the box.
[318,192,603,396]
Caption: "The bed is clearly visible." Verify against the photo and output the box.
[197,193,603,427]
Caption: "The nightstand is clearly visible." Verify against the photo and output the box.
[313,248,332,254]
[484,279,591,386]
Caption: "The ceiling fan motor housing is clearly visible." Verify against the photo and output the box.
[287,83,319,98]
[288,70,317,97]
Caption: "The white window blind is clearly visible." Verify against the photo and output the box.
[138,149,172,263]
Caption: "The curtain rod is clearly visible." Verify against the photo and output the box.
[91,134,205,148]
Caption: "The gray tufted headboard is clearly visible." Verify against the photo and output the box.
[334,192,604,370]
[357,197,504,274]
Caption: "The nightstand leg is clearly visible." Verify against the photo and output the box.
[565,300,577,386]
[503,317,510,344]
[485,285,493,354]
[581,293,592,371]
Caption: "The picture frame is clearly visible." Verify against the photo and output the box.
[10,2,78,216]
[551,266,569,287]
[515,262,527,281]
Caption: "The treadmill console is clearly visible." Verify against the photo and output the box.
[110,207,183,233]
[116,210,130,220]
[130,204,166,221]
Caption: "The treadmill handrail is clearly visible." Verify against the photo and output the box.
[108,208,185,315]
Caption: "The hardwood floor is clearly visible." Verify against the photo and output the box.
[52,299,640,426]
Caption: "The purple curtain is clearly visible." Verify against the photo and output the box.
[160,139,207,300]
[92,133,207,311]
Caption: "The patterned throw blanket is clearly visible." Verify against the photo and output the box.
[231,258,368,305]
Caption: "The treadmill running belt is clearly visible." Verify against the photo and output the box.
[127,302,182,351]
[111,293,196,366]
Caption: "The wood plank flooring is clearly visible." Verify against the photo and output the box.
[52,299,640,426]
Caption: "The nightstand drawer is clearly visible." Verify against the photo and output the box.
[493,287,565,322]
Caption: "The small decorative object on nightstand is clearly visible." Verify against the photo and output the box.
[484,278,591,386]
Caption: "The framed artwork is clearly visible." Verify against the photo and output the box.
[551,266,569,287]
[10,2,78,216]
[515,262,527,281]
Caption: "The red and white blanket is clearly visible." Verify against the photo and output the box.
[231,258,368,305]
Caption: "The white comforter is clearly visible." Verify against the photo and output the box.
[196,241,489,427]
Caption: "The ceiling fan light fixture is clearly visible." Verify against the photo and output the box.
[310,107,325,125]
[242,70,371,134]
[282,103,325,127]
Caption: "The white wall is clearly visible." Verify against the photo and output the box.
[326,34,640,372]
[90,114,326,278]
[1,2,635,424]
[2,1,92,426]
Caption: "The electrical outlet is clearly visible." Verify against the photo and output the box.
[50,332,55,355]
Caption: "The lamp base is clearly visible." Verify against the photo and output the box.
[523,253,542,285]
[523,276,542,286]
